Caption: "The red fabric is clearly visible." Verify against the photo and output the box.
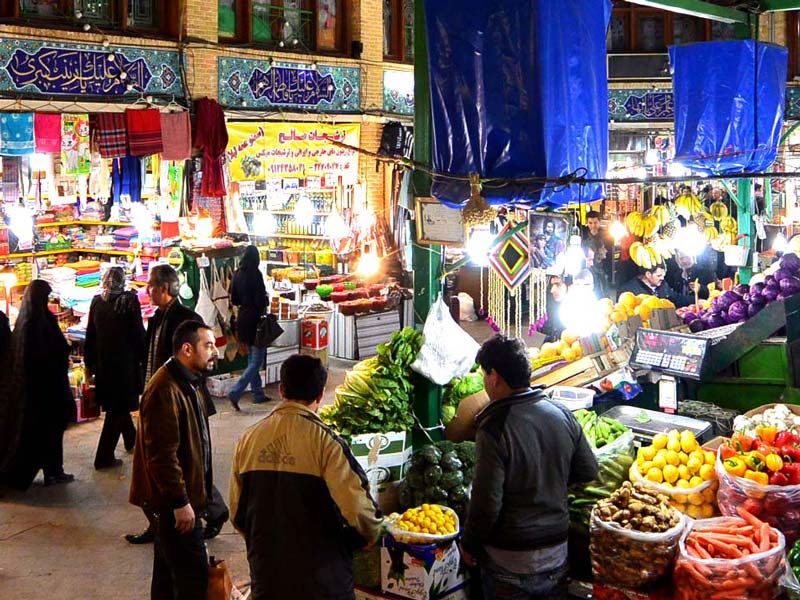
[96,113,128,158]
[125,108,163,156]
[192,98,227,197]
[160,112,191,161]
[34,113,61,153]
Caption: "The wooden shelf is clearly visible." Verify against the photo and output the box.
[266,233,326,240]
[242,210,330,215]
[36,220,133,228]
[0,247,138,260]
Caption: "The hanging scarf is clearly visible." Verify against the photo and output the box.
[0,113,35,156]
[112,155,142,203]
[160,112,191,161]
[33,113,62,153]
[2,157,20,203]
[126,108,163,157]
[96,113,128,159]
[61,114,91,175]
[193,98,227,197]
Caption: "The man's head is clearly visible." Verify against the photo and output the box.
[279,354,328,409]
[534,234,546,250]
[676,251,695,270]
[476,335,531,401]
[173,320,218,374]
[148,264,180,309]
[544,219,555,236]
[640,263,666,288]
[586,210,601,236]
[550,275,567,302]
[573,268,594,291]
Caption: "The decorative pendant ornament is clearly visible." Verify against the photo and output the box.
[488,222,531,293]
[462,173,496,226]
[528,268,547,336]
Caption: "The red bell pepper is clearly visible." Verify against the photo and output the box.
[784,463,800,485]
[776,430,795,448]
[782,446,800,463]
[770,471,790,486]
[732,433,754,452]
[720,445,737,460]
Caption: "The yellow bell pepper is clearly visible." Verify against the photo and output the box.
[756,425,778,445]
[744,470,769,486]
[724,456,747,478]
[744,451,767,472]
[765,453,784,473]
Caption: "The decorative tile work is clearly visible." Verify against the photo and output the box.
[0,37,183,97]
[219,56,360,112]
[383,69,414,115]
[608,88,674,121]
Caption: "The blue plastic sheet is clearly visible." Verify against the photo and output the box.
[670,41,787,176]
[423,0,610,208]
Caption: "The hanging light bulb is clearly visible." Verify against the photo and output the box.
[357,247,380,277]
[466,227,494,267]
[610,221,627,243]
[673,223,707,257]
[324,211,349,239]
[293,195,314,228]
[773,232,788,253]
[9,205,34,248]
[560,285,605,333]
[253,211,277,235]
[564,234,585,277]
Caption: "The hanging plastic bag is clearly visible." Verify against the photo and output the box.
[411,294,480,385]
[195,269,219,328]
[211,265,231,323]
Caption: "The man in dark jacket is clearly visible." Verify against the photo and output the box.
[230,354,383,600]
[617,263,693,307]
[127,264,228,544]
[130,320,218,600]
[462,335,598,599]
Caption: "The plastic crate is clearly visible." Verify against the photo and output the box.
[549,386,595,411]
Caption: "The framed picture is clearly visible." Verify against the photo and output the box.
[528,212,569,275]
[415,197,466,246]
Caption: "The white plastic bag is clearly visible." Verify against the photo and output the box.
[195,269,219,328]
[411,295,480,385]
[457,292,477,322]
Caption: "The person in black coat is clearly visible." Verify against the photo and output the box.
[228,245,268,409]
[85,267,146,469]
[665,252,715,304]
[617,263,693,307]
[0,280,75,489]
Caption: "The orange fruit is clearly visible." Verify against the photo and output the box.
[561,330,579,345]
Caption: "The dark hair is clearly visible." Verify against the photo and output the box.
[280,354,328,403]
[586,210,601,220]
[584,236,604,255]
[150,264,180,297]
[639,263,666,277]
[240,245,260,270]
[172,319,212,355]
[476,335,531,389]
[534,233,546,241]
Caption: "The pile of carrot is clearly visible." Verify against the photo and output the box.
[674,506,786,600]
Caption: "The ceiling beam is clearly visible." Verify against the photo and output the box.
[760,0,800,11]
[624,0,750,23]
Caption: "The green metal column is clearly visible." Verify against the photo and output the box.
[411,0,442,447]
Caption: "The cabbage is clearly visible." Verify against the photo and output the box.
[751,282,766,294]
[714,291,741,312]
[689,319,707,332]
[774,268,791,283]
[749,293,767,307]
[748,303,764,318]
[778,294,787,302]
[781,252,800,274]
[766,275,778,288]
[734,284,750,296]
[706,314,727,329]
[780,275,800,296]
[764,288,780,302]
[728,301,748,322]
[683,312,698,324]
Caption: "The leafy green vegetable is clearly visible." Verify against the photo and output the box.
[440,470,464,489]
[424,465,443,486]
[441,367,484,425]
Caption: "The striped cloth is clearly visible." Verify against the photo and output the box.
[126,108,163,156]
[96,113,128,158]
[1,156,19,202]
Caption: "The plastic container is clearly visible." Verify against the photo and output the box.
[550,386,595,411]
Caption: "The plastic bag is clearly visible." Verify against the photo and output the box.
[674,516,786,600]
[569,431,635,535]
[783,561,800,600]
[590,505,685,588]
[716,453,800,546]
[630,461,718,519]
[457,292,477,322]
[195,269,218,328]
[411,295,479,385]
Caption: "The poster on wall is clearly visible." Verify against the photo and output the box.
[226,122,360,185]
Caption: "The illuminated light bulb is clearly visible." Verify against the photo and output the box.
[119,71,128,80]
[253,211,277,235]
[645,149,659,166]
[130,203,154,242]
[293,196,314,228]
[75,10,83,19]
[357,250,380,277]
[773,232,788,253]
[673,224,707,257]
[668,161,689,177]
[292,38,299,46]
[83,23,91,31]
[560,286,605,334]
[324,211,349,239]
[102,39,110,48]
[278,40,285,48]
[610,221,627,243]
[466,228,494,267]
[564,234,585,277]
[30,153,49,172]
[9,205,34,246]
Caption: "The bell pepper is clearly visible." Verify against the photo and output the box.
[744,470,769,485]
[724,456,747,478]
[719,444,737,460]
[783,446,800,463]
[732,433,754,453]
[776,430,795,448]
[765,453,784,472]
[785,463,800,485]
[770,471,789,486]
[744,451,767,472]
[756,425,778,445]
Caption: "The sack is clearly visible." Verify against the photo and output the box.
[195,269,219,328]
[206,556,233,600]
[630,460,719,519]
[254,312,283,348]
[411,294,479,385]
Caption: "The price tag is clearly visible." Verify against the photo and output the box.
[658,375,677,413]
[197,254,211,268]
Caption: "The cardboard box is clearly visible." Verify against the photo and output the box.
[744,402,800,418]
[207,373,235,397]
[380,536,468,600]
[302,317,329,350]
[350,431,413,501]
[702,435,729,450]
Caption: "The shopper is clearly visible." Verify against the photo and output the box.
[130,320,218,600]
[0,280,75,489]
[533,275,568,341]
[618,263,692,307]
[461,335,598,599]
[230,354,383,600]
[585,237,610,299]
[85,267,146,469]
[126,264,228,545]
[228,245,268,410]
[665,251,714,305]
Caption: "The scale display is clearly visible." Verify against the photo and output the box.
[630,328,710,380]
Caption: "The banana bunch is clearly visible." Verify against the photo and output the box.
[709,200,729,221]
[711,230,737,252]
[650,204,672,228]
[720,216,737,235]
[626,211,644,237]
[642,214,659,238]
[650,235,675,260]
[675,193,703,220]
[704,225,720,243]
[630,241,661,269]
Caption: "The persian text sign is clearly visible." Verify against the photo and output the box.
[219,57,360,112]
[226,122,360,182]
[0,38,182,97]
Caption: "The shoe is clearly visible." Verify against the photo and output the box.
[227,394,241,412]
[94,458,123,470]
[252,395,271,405]
[125,526,155,545]
[44,473,75,486]
[203,512,229,540]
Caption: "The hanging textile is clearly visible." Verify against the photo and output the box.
[89,152,111,202]
[96,113,128,159]
[112,155,142,203]
[191,167,226,236]
[2,157,20,203]
[126,108,163,157]
[423,0,610,208]
[486,222,530,338]
[193,98,228,198]
[61,114,91,175]
[160,112,191,161]
[0,113,34,156]
[33,113,61,153]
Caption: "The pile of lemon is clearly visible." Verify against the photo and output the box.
[633,429,719,519]
[610,292,675,325]
[531,330,584,364]
[393,504,458,538]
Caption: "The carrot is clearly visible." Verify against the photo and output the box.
[691,535,744,558]
[736,505,765,529]
[693,532,759,551]
[690,540,713,560]
[759,523,771,552]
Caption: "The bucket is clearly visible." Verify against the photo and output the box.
[724,234,749,267]
[272,318,301,347]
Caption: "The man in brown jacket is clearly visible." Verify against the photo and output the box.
[130,320,218,599]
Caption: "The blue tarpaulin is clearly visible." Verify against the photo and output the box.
[670,41,787,176]
[423,0,611,208]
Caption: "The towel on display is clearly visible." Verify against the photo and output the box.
[34,113,62,153]
[193,98,227,197]
[96,113,128,159]
[0,113,35,156]
[2,156,20,202]
[160,112,191,161]
[126,108,163,156]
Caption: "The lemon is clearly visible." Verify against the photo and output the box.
[699,464,715,481]
[688,492,704,506]
[678,465,691,481]
[675,479,691,489]
[665,450,680,466]
[680,431,697,453]
[640,445,657,461]
[704,450,716,465]
[686,504,704,519]
[678,451,690,465]
[702,487,717,503]
[652,433,668,450]
[663,464,679,483]
[701,503,715,518]
[667,438,682,453]
[687,457,702,474]
[689,476,704,488]
[640,461,654,474]
[652,453,667,470]
[646,467,664,483]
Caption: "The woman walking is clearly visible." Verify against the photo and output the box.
[85,267,145,469]
[228,245,268,410]
[0,280,75,488]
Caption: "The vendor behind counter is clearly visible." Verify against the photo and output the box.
[617,263,694,308]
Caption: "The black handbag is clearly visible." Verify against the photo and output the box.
[254,312,283,348]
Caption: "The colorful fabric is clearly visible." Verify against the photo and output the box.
[489,222,531,292]
[112,155,142,203]
[2,157,20,202]
[61,114,91,175]
[0,113,35,156]
[126,108,163,157]
[96,113,128,159]
[193,98,227,197]
[34,113,62,153]
[160,112,191,161]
